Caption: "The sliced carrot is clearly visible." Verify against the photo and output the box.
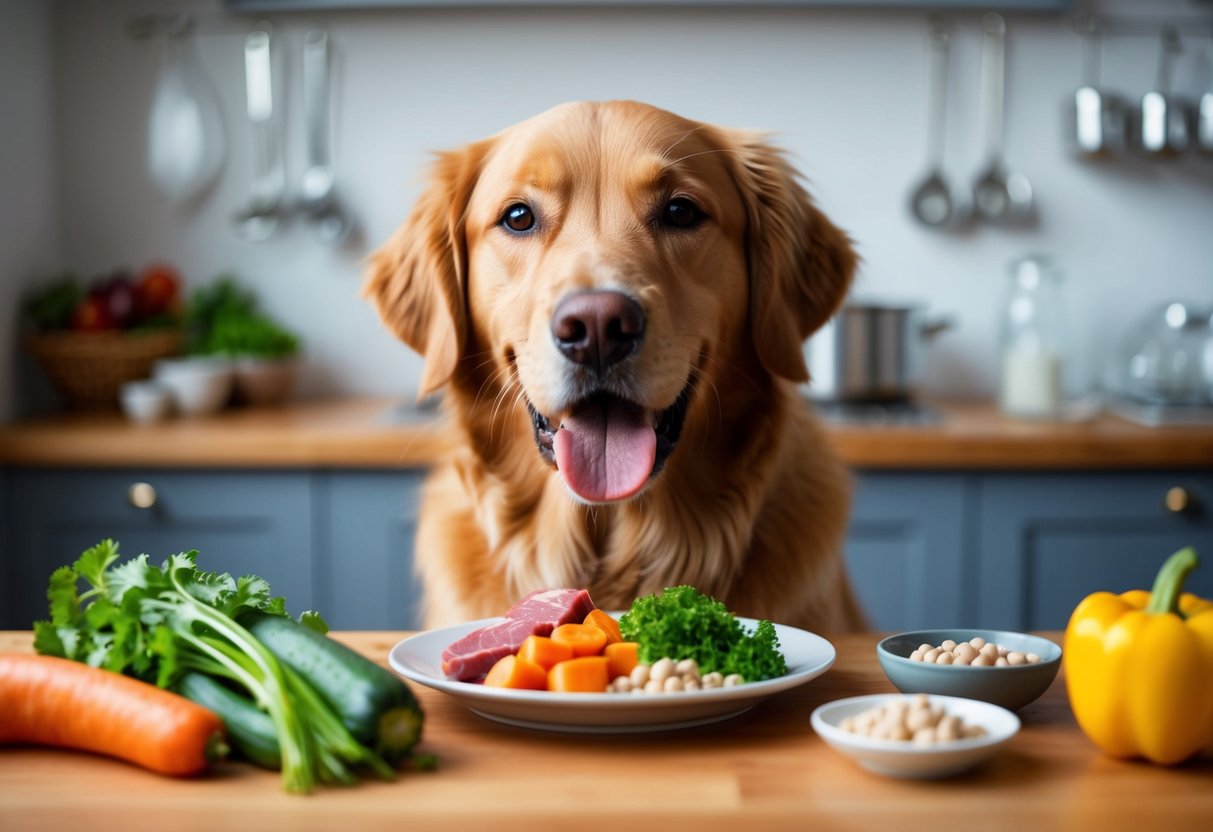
[604,641,640,680]
[0,653,225,776]
[550,623,608,657]
[483,654,548,690]
[582,609,623,645]
[547,656,610,693]
[518,635,575,671]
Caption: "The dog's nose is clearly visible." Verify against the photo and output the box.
[551,291,645,372]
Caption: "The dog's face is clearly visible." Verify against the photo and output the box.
[367,101,855,505]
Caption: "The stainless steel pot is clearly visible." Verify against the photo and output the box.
[803,303,952,403]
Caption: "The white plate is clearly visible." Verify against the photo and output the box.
[389,617,835,733]
[811,694,1020,779]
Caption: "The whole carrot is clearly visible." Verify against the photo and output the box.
[0,653,227,776]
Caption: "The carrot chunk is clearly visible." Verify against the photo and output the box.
[518,635,575,671]
[547,656,611,693]
[551,623,608,657]
[484,655,548,690]
[604,641,640,680]
[583,609,623,645]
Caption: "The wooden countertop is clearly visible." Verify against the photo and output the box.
[1,397,1211,470]
[1,630,1209,830]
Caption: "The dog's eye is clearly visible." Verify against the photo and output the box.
[662,198,703,229]
[501,203,536,233]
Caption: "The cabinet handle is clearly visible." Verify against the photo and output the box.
[1164,486,1193,515]
[128,482,158,510]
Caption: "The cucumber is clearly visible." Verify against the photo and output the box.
[242,612,423,763]
[175,671,281,770]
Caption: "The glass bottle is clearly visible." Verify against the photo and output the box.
[999,255,1068,420]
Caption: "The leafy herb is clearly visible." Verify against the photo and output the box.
[186,276,299,358]
[34,539,391,793]
[618,586,788,681]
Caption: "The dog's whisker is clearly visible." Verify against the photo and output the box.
[659,147,743,172]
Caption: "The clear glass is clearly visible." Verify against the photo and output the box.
[998,255,1069,420]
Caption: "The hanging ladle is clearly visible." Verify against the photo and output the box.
[909,17,955,227]
[971,13,1033,224]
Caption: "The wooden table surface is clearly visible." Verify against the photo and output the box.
[2,397,1212,470]
[2,631,1210,831]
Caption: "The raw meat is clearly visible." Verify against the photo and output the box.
[441,588,596,682]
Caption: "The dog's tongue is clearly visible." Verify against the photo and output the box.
[554,397,656,503]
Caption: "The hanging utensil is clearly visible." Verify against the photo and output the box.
[300,28,355,246]
[1138,28,1191,157]
[146,14,226,205]
[1070,18,1126,157]
[234,26,286,242]
[908,17,955,228]
[971,13,1033,225]
[1200,42,1213,155]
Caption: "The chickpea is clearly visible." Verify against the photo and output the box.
[909,649,925,662]
[612,676,633,693]
[675,658,700,679]
[702,672,724,689]
[1026,653,1041,664]
[723,674,745,687]
[940,639,957,652]
[630,664,651,687]
[913,727,937,746]
[912,693,930,709]
[917,643,934,654]
[1006,651,1026,666]
[905,707,934,733]
[840,716,856,733]
[971,654,992,667]
[935,652,955,665]
[887,724,911,742]
[663,676,684,693]
[650,657,676,684]
[995,657,1009,667]
[954,643,978,664]
[643,679,663,694]
[980,643,1000,660]
[969,637,986,650]
[924,647,942,663]
[839,697,986,747]
[683,678,701,692]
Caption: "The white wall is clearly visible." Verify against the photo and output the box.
[1,1,62,419]
[27,0,1213,407]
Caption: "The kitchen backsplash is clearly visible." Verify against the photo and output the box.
[4,0,1212,416]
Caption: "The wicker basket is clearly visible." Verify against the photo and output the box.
[25,329,184,410]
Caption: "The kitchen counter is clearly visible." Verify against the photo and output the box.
[1,397,1211,470]
[1,630,1209,830]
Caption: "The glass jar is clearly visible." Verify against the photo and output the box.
[998,255,1069,420]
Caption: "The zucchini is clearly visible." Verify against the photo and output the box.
[175,671,281,770]
[242,613,423,763]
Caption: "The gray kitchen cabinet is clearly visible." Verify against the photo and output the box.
[843,473,969,631]
[1,469,315,629]
[975,472,1213,632]
[315,471,426,630]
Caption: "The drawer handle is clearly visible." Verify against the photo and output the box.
[128,482,158,510]
[1164,486,1194,515]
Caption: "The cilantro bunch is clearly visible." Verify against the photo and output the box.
[618,586,788,681]
[34,540,391,793]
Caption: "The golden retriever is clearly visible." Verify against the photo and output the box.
[366,101,865,633]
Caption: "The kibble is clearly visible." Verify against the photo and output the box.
[607,658,742,695]
[838,695,988,746]
[906,638,1042,667]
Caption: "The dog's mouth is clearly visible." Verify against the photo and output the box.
[527,380,694,504]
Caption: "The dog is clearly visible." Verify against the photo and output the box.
[366,100,865,633]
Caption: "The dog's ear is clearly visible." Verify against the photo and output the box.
[726,131,857,383]
[364,140,491,399]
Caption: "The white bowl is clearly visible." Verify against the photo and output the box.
[153,357,233,416]
[120,380,173,424]
[811,694,1020,779]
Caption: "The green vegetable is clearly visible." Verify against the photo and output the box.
[186,276,299,358]
[243,612,423,764]
[24,276,84,331]
[176,671,281,770]
[32,539,403,793]
[618,586,788,681]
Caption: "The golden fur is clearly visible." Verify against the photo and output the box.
[366,101,865,632]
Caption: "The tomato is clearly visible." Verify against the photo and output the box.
[135,263,181,318]
[69,295,117,331]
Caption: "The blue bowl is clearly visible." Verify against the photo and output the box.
[877,629,1062,711]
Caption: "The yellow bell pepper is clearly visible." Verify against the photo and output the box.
[1064,547,1213,765]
